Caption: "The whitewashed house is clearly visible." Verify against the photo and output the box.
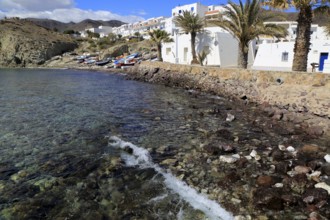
[91,2,330,71]
[81,26,113,38]
[252,22,330,72]
[112,17,168,38]
[161,3,251,67]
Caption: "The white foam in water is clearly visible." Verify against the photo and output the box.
[177,207,184,220]
[109,136,234,220]
[147,193,169,204]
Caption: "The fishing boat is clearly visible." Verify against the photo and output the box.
[95,58,111,66]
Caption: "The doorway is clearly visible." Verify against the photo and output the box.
[319,52,329,71]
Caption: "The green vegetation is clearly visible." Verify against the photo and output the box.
[174,11,205,64]
[148,29,173,62]
[86,30,100,38]
[198,49,209,66]
[262,0,330,71]
[325,23,330,36]
[209,0,287,69]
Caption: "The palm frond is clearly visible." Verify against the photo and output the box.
[173,11,205,34]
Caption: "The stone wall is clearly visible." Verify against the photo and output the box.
[125,61,330,136]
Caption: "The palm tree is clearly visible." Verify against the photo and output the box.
[148,29,173,62]
[263,0,330,71]
[209,0,287,68]
[173,11,205,64]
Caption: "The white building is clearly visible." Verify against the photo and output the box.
[252,24,330,72]
[81,25,113,38]
[160,2,245,67]
[109,2,330,71]
[112,17,168,38]
[162,27,242,67]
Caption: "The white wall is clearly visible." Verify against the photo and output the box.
[162,27,239,67]
[252,40,330,72]
[171,3,208,17]
[217,32,238,67]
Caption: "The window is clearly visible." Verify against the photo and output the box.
[282,52,289,62]
[184,47,188,62]
[179,10,182,14]
[166,48,171,55]
[191,7,194,11]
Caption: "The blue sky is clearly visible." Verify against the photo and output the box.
[0,0,228,23]
[76,0,227,18]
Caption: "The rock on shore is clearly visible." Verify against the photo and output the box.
[124,61,330,139]
[0,18,77,67]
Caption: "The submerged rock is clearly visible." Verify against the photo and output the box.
[226,113,235,122]
[219,154,240,163]
[254,188,283,210]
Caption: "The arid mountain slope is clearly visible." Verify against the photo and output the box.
[0,18,78,67]
[26,18,126,32]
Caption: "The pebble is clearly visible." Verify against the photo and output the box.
[255,155,261,161]
[234,215,252,220]
[324,154,330,163]
[274,183,283,188]
[314,182,330,194]
[307,171,322,181]
[231,198,242,204]
[245,155,252,160]
[250,150,257,157]
[219,154,240,163]
[256,175,274,187]
[294,166,311,174]
[278,145,286,151]
[286,146,295,152]
[160,159,177,166]
[226,113,235,122]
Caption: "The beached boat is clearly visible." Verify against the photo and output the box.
[95,58,111,66]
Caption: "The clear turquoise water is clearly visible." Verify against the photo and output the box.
[0,69,233,220]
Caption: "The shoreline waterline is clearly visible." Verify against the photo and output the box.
[109,135,234,220]
[1,67,329,219]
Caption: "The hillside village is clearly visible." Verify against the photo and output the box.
[73,2,330,73]
[1,1,330,72]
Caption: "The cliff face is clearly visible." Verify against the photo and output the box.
[0,18,78,67]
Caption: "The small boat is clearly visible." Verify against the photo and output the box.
[95,57,112,66]
[95,59,110,66]
[84,59,96,65]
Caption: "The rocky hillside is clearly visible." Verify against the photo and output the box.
[26,18,126,32]
[0,18,78,67]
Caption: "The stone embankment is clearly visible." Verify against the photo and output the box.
[125,61,330,139]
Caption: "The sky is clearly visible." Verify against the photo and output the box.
[0,0,228,23]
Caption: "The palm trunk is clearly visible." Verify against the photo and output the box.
[190,32,199,64]
[157,43,163,62]
[292,6,312,72]
[238,43,248,69]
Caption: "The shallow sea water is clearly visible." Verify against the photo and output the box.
[0,69,234,220]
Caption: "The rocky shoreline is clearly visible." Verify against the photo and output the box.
[42,59,330,219]
[120,62,330,219]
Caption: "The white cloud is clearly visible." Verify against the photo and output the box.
[0,0,75,11]
[0,7,144,23]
